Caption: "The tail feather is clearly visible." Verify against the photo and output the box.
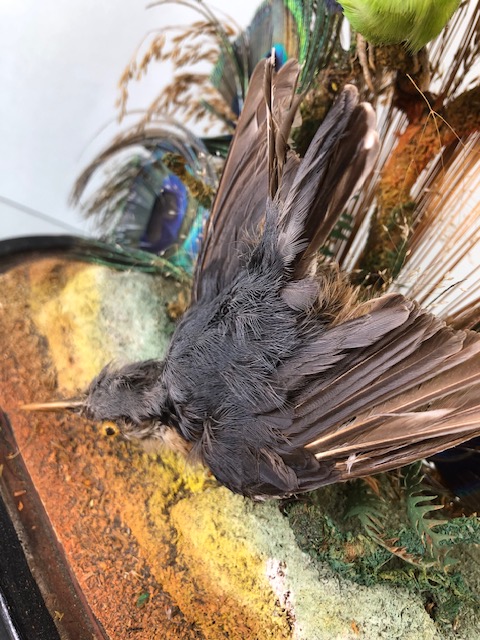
[211,0,342,114]
[193,58,302,300]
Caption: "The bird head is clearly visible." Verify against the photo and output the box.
[22,360,187,453]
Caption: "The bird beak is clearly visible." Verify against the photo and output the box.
[21,399,85,412]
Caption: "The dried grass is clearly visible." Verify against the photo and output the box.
[116,3,239,131]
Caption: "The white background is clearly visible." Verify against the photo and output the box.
[0,0,259,239]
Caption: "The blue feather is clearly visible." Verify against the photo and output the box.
[210,0,343,117]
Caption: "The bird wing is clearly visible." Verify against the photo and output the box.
[192,58,301,302]
[171,291,480,498]
[274,85,379,279]
[194,57,380,300]
[281,293,480,491]
[204,293,480,498]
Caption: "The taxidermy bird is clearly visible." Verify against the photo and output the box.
[26,55,480,499]
[335,0,461,51]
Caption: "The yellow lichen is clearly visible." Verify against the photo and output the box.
[29,261,107,391]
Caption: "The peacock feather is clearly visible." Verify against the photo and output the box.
[210,0,343,118]
[73,0,345,274]
[71,118,217,274]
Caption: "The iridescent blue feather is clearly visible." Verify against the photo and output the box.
[210,0,342,118]
[71,120,216,275]
[72,0,343,275]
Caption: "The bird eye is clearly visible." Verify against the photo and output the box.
[101,421,119,437]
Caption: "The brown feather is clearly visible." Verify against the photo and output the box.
[192,58,302,300]
[190,58,480,495]
[274,290,480,491]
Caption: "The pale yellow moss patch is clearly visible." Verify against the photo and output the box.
[27,259,177,393]
[29,261,107,391]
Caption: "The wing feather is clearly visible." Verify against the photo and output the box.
[272,296,480,492]
[192,59,301,301]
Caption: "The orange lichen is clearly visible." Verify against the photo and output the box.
[359,85,480,281]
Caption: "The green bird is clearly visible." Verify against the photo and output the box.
[338,0,461,51]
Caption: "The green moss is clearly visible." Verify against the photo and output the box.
[285,473,480,635]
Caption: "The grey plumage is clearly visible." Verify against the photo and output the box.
[39,57,480,498]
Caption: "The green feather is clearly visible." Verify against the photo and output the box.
[340,0,460,51]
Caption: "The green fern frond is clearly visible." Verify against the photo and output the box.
[331,213,354,239]
[345,480,427,566]
[321,211,355,256]
[403,463,452,559]
[287,481,479,624]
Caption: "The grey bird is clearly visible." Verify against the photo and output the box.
[25,58,480,499]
